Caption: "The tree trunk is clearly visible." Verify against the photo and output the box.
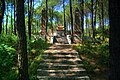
[101,0,105,40]
[85,15,88,35]
[81,0,84,37]
[5,3,8,34]
[16,0,29,79]
[6,14,8,34]
[32,0,34,33]
[45,0,48,41]
[63,0,66,36]
[99,13,102,28]
[109,0,120,80]
[11,1,13,35]
[36,20,38,33]
[88,18,91,37]
[0,0,5,34]
[98,0,102,28]
[14,0,17,35]
[75,9,79,27]
[94,9,96,30]
[50,7,54,35]
[94,0,98,31]
[91,0,95,40]
[2,18,4,33]
[28,0,32,40]
[70,0,74,43]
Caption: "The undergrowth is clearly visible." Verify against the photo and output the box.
[0,34,50,80]
[74,37,109,73]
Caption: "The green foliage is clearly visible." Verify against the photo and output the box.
[97,43,109,65]
[28,38,49,59]
[0,34,18,80]
[96,27,109,39]
[29,52,43,80]
[0,44,17,80]
[0,34,17,48]
[29,38,49,50]
[0,34,50,80]
[28,38,50,80]
[74,39,109,72]
[48,0,60,8]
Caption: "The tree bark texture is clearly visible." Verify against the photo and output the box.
[70,0,74,43]
[14,0,17,35]
[91,0,95,39]
[63,0,66,36]
[0,0,5,34]
[45,0,48,41]
[28,0,32,40]
[16,0,29,80]
[109,0,120,80]
[81,0,84,37]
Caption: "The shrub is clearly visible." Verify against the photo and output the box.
[0,44,17,80]
[29,38,49,49]
[74,39,109,72]
[28,38,50,80]
[0,34,17,48]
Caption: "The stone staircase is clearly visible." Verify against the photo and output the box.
[37,44,90,80]
[56,36,68,44]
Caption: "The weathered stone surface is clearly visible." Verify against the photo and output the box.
[37,44,90,80]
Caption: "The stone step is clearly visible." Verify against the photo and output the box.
[37,76,90,80]
[39,62,83,66]
[37,68,86,75]
[37,67,86,71]
[42,56,78,60]
[42,54,78,59]
[38,63,84,69]
[40,59,83,64]
[39,63,84,67]
[39,63,84,68]
[44,52,78,55]
[39,66,85,70]
[37,44,90,80]
[37,73,87,77]
[42,56,81,61]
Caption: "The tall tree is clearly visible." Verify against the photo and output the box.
[6,3,8,34]
[45,0,48,41]
[91,0,95,40]
[101,0,105,40]
[0,0,5,34]
[94,0,97,30]
[85,15,88,35]
[98,0,102,28]
[63,0,66,36]
[74,8,80,33]
[32,0,34,34]
[2,18,4,33]
[28,0,32,40]
[16,0,29,79]
[70,0,74,43]
[109,0,120,80]
[81,0,84,37]
[14,0,17,35]
[11,0,13,34]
